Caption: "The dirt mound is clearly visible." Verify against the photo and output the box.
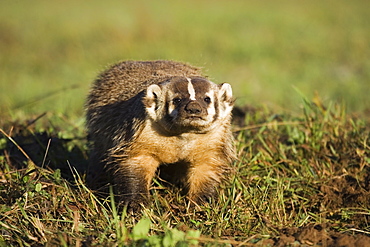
[320,175,370,208]
[255,224,370,247]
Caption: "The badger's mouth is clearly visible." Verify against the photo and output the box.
[181,115,209,128]
[159,114,212,135]
[185,116,204,120]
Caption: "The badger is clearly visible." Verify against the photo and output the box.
[86,60,235,209]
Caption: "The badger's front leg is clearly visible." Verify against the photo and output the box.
[186,155,228,203]
[113,155,159,210]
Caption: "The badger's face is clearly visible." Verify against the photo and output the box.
[144,76,233,135]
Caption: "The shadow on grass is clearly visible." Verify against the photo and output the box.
[0,116,89,183]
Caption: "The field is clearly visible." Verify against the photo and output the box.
[1,0,369,246]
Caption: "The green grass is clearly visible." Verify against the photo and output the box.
[1,0,370,245]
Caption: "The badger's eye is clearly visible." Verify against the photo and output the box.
[172,98,182,104]
[204,96,211,104]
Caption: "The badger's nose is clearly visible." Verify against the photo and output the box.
[185,101,202,115]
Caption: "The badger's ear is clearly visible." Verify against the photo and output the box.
[218,83,234,119]
[144,84,162,119]
[146,84,162,101]
[218,83,233,103]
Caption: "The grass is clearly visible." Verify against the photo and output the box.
[0,0,369,245]
[1,97,369,246]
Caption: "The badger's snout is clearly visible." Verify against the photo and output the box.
[184,101,204,115]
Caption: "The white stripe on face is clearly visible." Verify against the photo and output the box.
[187,78,196,101]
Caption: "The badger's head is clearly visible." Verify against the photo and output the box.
[143,76,233,135]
